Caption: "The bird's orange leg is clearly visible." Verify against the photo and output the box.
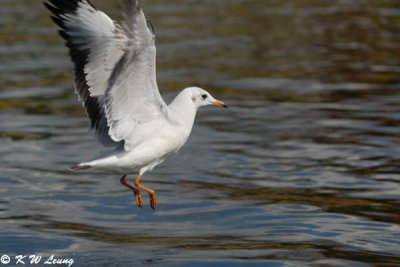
[120,175,142,208]
[134,175,156,210]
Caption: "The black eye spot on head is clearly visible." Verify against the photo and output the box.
[202,94,207,100]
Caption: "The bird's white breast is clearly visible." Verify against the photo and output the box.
[117,123,190,173]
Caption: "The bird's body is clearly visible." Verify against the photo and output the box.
[79,90,195,175]
[45,0,226,209]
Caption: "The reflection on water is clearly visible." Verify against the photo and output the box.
[1,0,400,266]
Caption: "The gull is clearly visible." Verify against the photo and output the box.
[44,0,227,209]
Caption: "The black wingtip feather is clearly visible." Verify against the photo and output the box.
[44,0,113,132]
[44,2,60,16]
[51,16,66,29]
[47,0,80,13]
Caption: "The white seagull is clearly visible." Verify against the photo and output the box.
[44,0,227,209]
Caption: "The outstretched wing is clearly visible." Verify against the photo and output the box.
[104,0,171,151]
[44,0,128,146]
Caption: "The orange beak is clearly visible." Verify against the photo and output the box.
[211,100,228,108]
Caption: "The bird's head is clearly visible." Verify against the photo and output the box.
[186,87,228,109]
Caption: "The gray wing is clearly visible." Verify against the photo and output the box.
[104,0,170,151]
[45,0,128,146]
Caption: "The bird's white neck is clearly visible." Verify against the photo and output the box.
[168,90,198,131]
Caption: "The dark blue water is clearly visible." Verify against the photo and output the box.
[1,0,400,266]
